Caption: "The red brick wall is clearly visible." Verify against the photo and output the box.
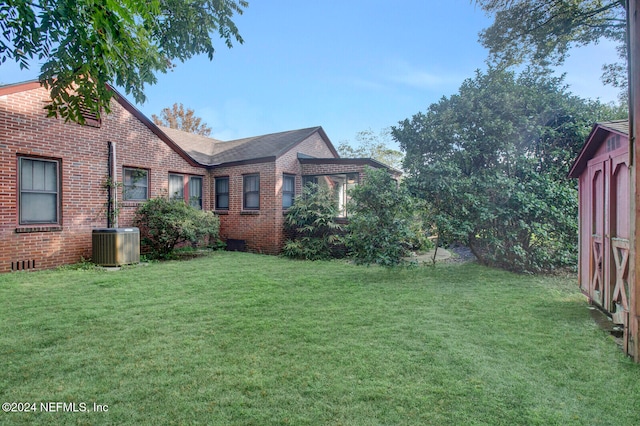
[274,132,337,250]
[212,131,338,254]
[1,86,390,270]
[0,85,208,272]
[211,162,279,253]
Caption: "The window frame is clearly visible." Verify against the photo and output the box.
[301,172,359,218]
[215,176,230,210]
[282,174,295,209]
[169,173,185,201]
[18,156,61,225]
[189,176,203,209]
[122,167,149,201]
[169,173,204,209]
[243,174,260,210]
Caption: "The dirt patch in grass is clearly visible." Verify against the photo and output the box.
[407,244,477,265]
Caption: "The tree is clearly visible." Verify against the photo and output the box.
[337,128,404,170]
[0,0,246,123]
[345,167,416,267]
[152,103,212,136]
[392,66,624,273]
[475,0,627,91]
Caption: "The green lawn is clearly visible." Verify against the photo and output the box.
[1,252,639,425]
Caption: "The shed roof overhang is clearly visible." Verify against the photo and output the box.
[568,120,629,178]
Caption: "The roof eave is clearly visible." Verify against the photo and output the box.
[299,157,402,176]
[274,126,340,160]
[0,80,42,96]
[210,156,277,168]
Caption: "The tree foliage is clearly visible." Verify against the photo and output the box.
[0,0,246,123]
[345,167,416,267]
[337,128,404,170]
[475,0,627,91]
[282,183,345,261]
[152,103,212,136]
[392,67,624,273]
[133,197,220,259]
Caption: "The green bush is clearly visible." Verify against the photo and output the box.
[282,183,345,260]
[133,197,220,259]
[391,67,612,273]
[346,167,417,267]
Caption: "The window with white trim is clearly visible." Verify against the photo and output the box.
[302,173,358,218]
[19,157,60,224]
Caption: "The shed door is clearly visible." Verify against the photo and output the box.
[589,162,605,307]
[610,153,630,352]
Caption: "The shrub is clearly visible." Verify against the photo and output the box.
[345,167,416,267]
[133,197,220,259]
[282,183,345,260]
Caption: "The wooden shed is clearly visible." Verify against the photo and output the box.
[569,120,631,352]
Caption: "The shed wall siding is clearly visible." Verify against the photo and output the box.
[575,128,630,325]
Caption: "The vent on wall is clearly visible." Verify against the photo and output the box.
[12,260,36,271]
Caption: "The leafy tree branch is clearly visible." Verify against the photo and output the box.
[474,0,627,93]
[0,0,247,123]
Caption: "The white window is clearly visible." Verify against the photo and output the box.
[19,157,60,224]
[302,173,358,218]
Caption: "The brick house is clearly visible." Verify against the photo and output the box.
[0,81,399,272]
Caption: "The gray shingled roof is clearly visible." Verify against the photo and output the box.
[158,126,327,166]
[0,80,338,168]
[599,119,628,135]
[159,126,223,165]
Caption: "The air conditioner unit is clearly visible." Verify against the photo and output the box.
[92,228,140,266]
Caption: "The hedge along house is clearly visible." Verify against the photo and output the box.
[0,81,399,272]
[569,120,632,354]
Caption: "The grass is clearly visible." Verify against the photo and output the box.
[1,252,639,425]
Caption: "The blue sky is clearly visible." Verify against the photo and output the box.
[1,0,622,147]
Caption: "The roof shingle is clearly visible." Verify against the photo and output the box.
[158,126,330,166]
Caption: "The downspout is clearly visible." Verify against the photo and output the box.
[107,141,113,228]
[112,141,118,228]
